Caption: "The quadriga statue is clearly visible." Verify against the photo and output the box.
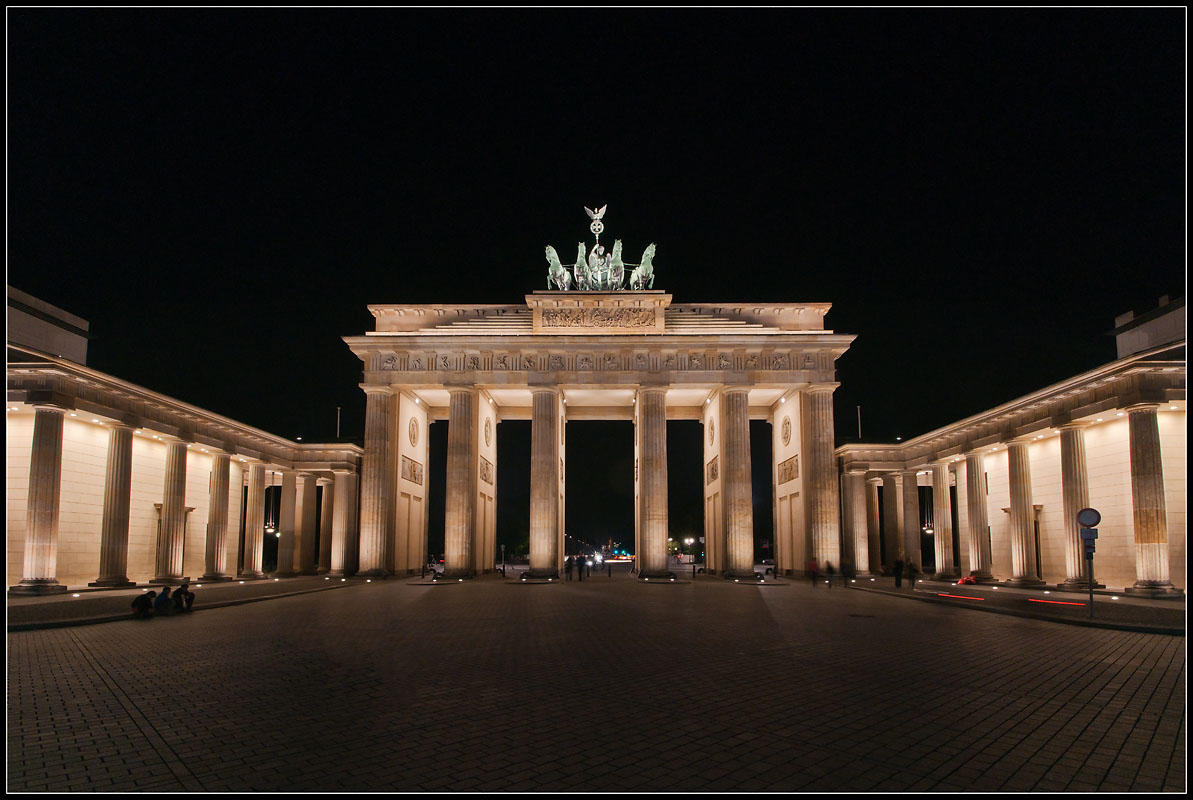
[629,243,657,290]
[545,245,572,290]
[573,242,590,290]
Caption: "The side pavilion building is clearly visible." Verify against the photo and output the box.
[344,291,855,580]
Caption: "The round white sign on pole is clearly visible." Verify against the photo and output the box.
[1076,507,1101,528]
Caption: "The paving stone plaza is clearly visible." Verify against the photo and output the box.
[7,574,1185,792]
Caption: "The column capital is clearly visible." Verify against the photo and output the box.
[1057,421,1091,431]
[721,384,751,395]
[804,383,840,395]
[1124,402,1161,414]
[529,386,560,398]
[30,404,68,415]
[359,384,394,396]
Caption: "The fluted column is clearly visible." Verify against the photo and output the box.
[344,472,360,575]
[274,471,297,576]
[1007,441,1044,586]
[931,463,956,579]
[865,481,882,574]
[91,424,136,587]
[444,389,479,578]
[900,470,922,574]
[721,388,755,578]
[328,470,352,576]
[881,474,904,571]
[528,389,560,578]
[240,462,266,579]
[297,473,318,575]
[845,471,869,575]
[317,479,334,573]
[356,387,393,578]
[200,453,232,581]
[964,452,994,581]
[806,388,841,570]
[1126,405,1178,596]
[11,406,69,594]
[1058,424,1100,590]
[153,441,189,583]
[637,388,670,578]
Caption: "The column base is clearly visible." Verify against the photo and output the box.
[9,580,68,595]
[149,576,191,586]
[316,567,330,574]
[1124,582,1185,599]
[272,570,299,578]
[638,571,674,581]
[441,570,474,579]
[932,571,959,581]
[724,570,761,581]
[237,571,266,580]
[524,568,559,580]
[299,569,319,576]
[1057,578,1105,591]
[971,574,998,584]
[88,578,136,588]
[354,568,388,579]
[198,574,235,582]
[1005,577,1047,588]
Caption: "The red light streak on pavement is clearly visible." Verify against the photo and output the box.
[1027,598,1086,606]
[937,593,985,600]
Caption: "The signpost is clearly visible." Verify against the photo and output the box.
[1077,507,1101,618]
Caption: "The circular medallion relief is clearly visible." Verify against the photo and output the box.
[485,417,492,447]
[708,419,715,445]
[781,417,791,447]
[408,418,419,447]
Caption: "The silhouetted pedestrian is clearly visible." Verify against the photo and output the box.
[894,559,905,588]
[806,557,820,588]
[906,561,918,589]
[131,591,155,619]
[824,561,835,589]
[154,587,173,615]
[565,555,574,581]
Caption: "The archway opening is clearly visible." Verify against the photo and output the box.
[565,421,634,575]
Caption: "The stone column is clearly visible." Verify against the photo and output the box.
[528,389,560,579]
[865,481,882,574]
[1058,424,1101,590]
[901,470,922,574]
[344,471,361,575]
[11,406,69,594]
[637,388,670,579]
[357,387,393,578]
[274,471,297,577]
[964,452,994,581]
[91,423,136,587]
[845,471,869,575]
[931,463,957,579]
[805,388,841,570]
[153,441,189,583]
[240,462,266,579]
[881,474,904,571]
[297,473,318,574]
[328,470,352,577]
[317,479,334,573]
[444,389,479,578]
[1006,441,1044,586]
[200,453,233,581]
[1126,405,1179,596]
[721,388,756,579]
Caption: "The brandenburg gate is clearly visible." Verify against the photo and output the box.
[344,208,855,580]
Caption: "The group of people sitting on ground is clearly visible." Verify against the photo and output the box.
[130,582,195,618]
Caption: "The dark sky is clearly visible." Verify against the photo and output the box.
[8,10,1184,552]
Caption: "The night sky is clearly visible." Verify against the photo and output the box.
[8,11,1184,555]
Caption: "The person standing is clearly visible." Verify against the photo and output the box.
[894,558,905,588]
[823,562,835,589]
[806,557,820,588]
[565,555,574,581]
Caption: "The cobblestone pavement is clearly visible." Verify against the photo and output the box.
[7,573,1185,791]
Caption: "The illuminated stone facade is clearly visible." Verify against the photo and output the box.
[345,291,855,578]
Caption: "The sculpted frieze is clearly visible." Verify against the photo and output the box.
[400,455,424,485]
[541,307,655,328]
